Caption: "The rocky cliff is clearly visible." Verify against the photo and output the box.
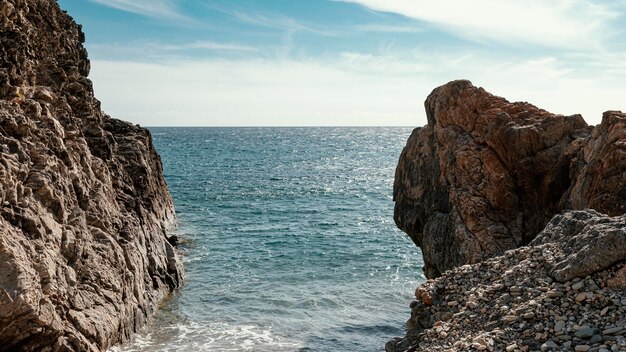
[388,80,626,351]
[394,80,624,279]
[0,1,183,351]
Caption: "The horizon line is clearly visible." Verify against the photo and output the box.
[143,125,418,128]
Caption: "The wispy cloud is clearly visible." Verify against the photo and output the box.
[339,0,621,49]
[356,24,423,33]
[87,40,257,61]
[162,40,257,52]
[233,11,339,37]
[88,0,186,21]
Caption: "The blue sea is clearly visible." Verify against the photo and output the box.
[113,127,425,352]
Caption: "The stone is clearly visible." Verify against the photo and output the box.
[575,326,596,338]
[541,340,558,351]
[506,343,518,351]
[574,345,590,352]
[589,335,603,344]
[0,1,183,351]
[547,291,565,298]
[576,292,588,302]
[531,210,626,282]
[604,327,625,335]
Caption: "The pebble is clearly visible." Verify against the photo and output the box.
[574,345,590,351]
[575,326,596,338]
[555,320,566,331]
[541,340,558,351]
[589,335,603,344]
[575,292,587,302]
[506,343,518,351]
[603,327,624,335]
[472,342,487,350]
[572,281,585,291]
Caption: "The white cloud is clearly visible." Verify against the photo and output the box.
[88,51,625,127]
[88,0,186,21]
[339,0,620,49]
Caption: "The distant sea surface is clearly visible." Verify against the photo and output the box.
[112,127,425,352]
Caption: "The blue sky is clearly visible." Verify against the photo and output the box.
[57,0,626,126]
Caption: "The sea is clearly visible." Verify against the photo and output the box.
[112,127,425,352]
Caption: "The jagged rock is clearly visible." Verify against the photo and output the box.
[394,79,591,278]
[561,111,626,215]
[531,210,626,282]
[0,1,183,351]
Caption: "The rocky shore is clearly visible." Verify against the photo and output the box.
[0,1,183,351]
[388,81,625,351]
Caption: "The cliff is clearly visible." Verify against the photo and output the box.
[394,80,624,279]
[388,80,626,351]
[0,1,183,351]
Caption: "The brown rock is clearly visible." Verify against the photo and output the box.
[415,287,433,306]
[607,264,626,289]
[0,1,183,351]
[562,111,626,215]
[394,80,591,278]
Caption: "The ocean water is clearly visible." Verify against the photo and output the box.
[112,127,425,352]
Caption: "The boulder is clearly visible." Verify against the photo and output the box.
[394,80,593,278]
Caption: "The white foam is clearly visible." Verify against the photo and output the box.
[109,321,302,352]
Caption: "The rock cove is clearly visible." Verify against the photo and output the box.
[0,0,183,351]
[388,80,625,351]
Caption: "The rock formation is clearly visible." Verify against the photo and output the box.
[394,80,625,278]
[388,80,626,351]
[0,1,183,351]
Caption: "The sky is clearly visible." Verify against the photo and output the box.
[56,0,626,126]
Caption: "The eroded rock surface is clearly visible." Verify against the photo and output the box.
[0,1,183,351]
[561,111,626,216]
[394,80,625,278]
[531,210,626,283]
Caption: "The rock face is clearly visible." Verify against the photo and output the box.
[561,110,626,216]
[394,80,625,278]
[0,1,183,351]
